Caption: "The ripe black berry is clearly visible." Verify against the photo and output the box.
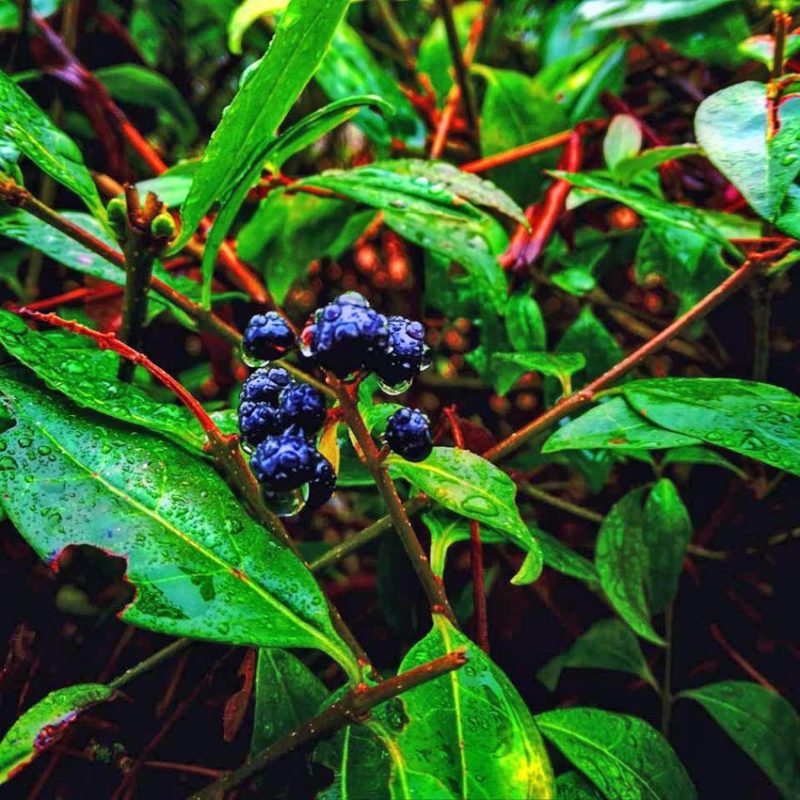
[250,433,317,491]
[306,452,336,509]
[302,292,388,377]
[240,366,292,404]
[238,401,286,449]
[385,407,433,462]
[373,316,431,389]
[243,312,296,365]
[279,383,326,436]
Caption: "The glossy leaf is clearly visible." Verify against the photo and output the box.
[622,378,800,476]
[614,144,701,185]
[543,397,702,453]
[556,771,605,799]
[315,23,426,150]
[0,684,114,784]
[491,352,585,396]
[505,292,546,351]
[228,0,288,54]
[170,0,351,304]
[578,0,734,28]
[537,618,657,691]
[642,479,692,613]
[0,312,207,452]
[680,681,800,799]
[537,707,697,800]
[251,648,328,754]
[695,82,800,223]
[596,487,665,646]
[604,114,642,172]
[738,32,800,67]
[535,527,600,588]
[398,617,555,798]
[389,447,542,582]
[0,69,105,219]
[0,370,358,680]
[661,445,745,478]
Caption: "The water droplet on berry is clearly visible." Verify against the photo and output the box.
[263,488,306,517]
[241,350,271,369]
[377,376,413,396]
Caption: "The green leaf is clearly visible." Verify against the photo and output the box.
[505,292,546,351]
[604,114,642,172]
[93,64,198,147]
[537,707,697,800]
[0,684,114,784]
[543,397,702,453]
[596,487,665,646]
[0,370,358,681]
[134,162,198,208]
[614,144,702,185]
[315,23,426,150]
[251,648,328,754]
[680,681,800,800]
[695,82,800,223]
[0,311,207,452]
[238,190,373,305]
[170,0,351,305]
[491,351,586,396]
[642,479,692,613]
[0,70,105,219]
[535,526,600,587]
[622,378,800,476]
[398,617,556,798]
[227,0,288,54]
[578,0,734,28]
[661,445,746,478]
[556,771,606,799]
[537,618,657,692]
[389,447,543,583]
[474,65,569,204]
[739,32,800,67]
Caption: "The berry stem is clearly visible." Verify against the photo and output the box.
[330,378,458,626]
[190,647,468,800]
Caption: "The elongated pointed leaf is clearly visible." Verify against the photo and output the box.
[535,527,599,588]
[506,292,547,351]
[491,351,585,395]
[0,370,358,679]
[622,378,800,476]
[680,681,800,800]
[228,0,289,54]
[596,487,665,646]
[537,707,697,800]
[0,70,105,219]
[661,445,745,478]
[614,144,701,185]
[578,0,733,28]
[0,684,114,784]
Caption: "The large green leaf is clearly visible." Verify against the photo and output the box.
[543,397,702,453]
[170,0,351,304]
[537,618,657,692]
[537,707,697,800]
[535,527,600,588]
[622,378,800,476]
[491,351,585,396]
[474,65,569,204]
[596,487,665,646]
[0,70,105,219]
[505,292,547,351]
[315,22,426,150]
[577,0,734,28]
[0,311,207,452]
[389,447,542,582]
[398,617,555,798]
[0,684,114,784]
[695,82,800,223]
[227,0,288,54]
[251,648,328,754]
[642,479,692,613]
[556,771,605,799]
[0,370,358,680]
[680,681,800,800]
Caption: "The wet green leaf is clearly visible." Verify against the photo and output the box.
[491,351,585,396]
[622,378,800,476]
[505,292,547,351]
[537,618,657,691]
[614,144,701,185]
[227,0,288,54]
[661,445,745,478]
[0,370,358,680]
[537,707,697,799]
[578,0,734,28]
[680,681,800,800]
[389,447,542,582]
[596,487,665,646]
[695,82,800,224]
[604,114,642,172]
[556,771,605,799]
[0,684,114,784]
[251,648,328,754]
[535,527,600,588]
[0,69,105,220]
[543,397,702,453]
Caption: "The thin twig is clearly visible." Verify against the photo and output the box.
[710,624,779,693]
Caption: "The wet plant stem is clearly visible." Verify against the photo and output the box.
[331,379,457,625]
[190,647,468,800]
[108,639,192,691]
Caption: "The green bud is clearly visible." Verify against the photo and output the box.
[106,197,127,240]
[151,212,177,240]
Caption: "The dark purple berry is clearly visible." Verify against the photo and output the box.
[239,366,292,404]
[238,401,286,448]
[374,316,431,387]
[279,383,326,436]
[306,452,336,509]
[250,433,317,491]
[243,312,296,364]
[385,407,433,462]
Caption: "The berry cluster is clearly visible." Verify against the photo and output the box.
[238,295,435,515]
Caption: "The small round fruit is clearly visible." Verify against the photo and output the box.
[238,401,286,449]
[374,315,431,389]
[240,366,293,405]
[384,407,433,462]
[279,383,326,435]
[242,312,296,365]
[306,452,336,509]
[250,433,317,491]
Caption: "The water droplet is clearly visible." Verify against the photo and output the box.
[377,376,412,395]
[389,198,408,210]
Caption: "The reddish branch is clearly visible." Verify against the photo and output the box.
[443,406,489,653]
[461,129,574,173]
[710,624,779,693]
